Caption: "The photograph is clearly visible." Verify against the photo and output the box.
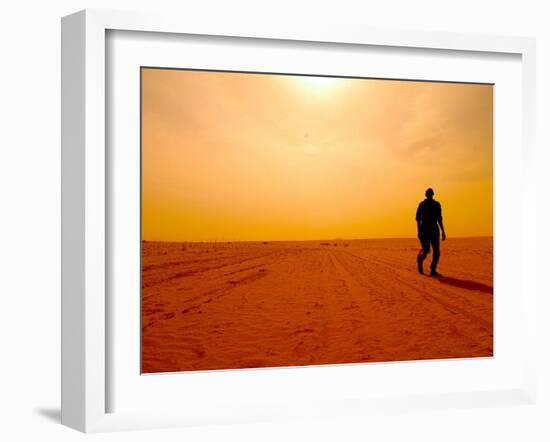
[140,67,493,374]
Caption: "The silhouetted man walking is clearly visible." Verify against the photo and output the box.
[416,188,446,276]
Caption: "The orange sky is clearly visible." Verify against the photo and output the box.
[141,68,493,242]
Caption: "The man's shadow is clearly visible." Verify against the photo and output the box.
[436,276,493,294]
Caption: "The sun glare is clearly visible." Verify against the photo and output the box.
[297,75,343,93]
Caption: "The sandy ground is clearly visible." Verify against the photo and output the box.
[141,237,493,373]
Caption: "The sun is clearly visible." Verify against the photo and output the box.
[296,75,344,93]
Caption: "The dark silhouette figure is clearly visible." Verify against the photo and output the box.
[416,188,446,276]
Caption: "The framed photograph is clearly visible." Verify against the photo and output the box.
[61,9,537,432]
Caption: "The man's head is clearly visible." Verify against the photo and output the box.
[425,188,434,199]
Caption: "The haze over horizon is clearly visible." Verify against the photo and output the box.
[142,68,493,242]
[142,235,493,244]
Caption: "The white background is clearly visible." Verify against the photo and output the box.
[0,1,548,441]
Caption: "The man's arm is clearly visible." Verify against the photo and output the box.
[416,203,422,239]
[437,203,446,241]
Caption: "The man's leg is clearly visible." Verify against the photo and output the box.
[430,236,440,275]
[417,236,430,274]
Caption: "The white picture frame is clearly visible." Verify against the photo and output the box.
[61,9,537,433]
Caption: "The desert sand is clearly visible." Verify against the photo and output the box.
[141,237,493,373]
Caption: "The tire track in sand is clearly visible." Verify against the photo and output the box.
[340,249,492,331]
[325,250,389,361]
[328,249,492,358]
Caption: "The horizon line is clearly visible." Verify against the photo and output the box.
[142,235,493,244]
